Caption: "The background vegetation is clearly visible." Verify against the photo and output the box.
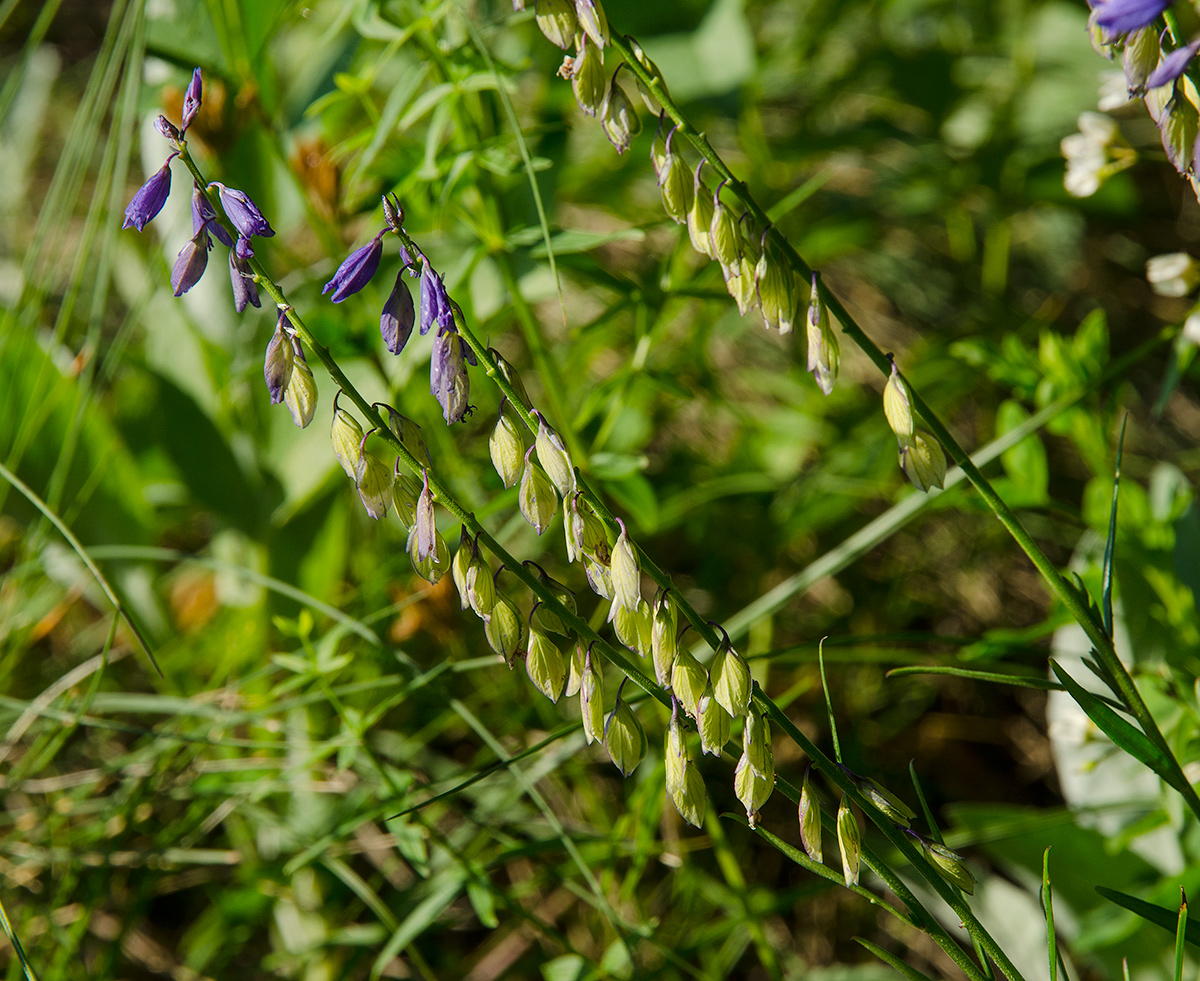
[2,0,1200,978]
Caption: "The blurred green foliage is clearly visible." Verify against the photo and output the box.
[2,0,1200,978]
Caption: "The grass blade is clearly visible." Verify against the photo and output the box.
[1101,415,1127,638]
[1042,847,1057,981]
[1175,889,1188,981]
[1096,886,1200,948]
[855,938,937,981]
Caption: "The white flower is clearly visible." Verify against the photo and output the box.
[1146,253,1200,297]
[1061,112,1134,198]
[1098,70,1130,111]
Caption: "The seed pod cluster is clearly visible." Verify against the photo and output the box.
[883,360,947,493]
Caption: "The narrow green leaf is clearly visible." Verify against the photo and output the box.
[888,665,1062,690]
[1101,416,1127,638]
[0,893,40,981]
[1175,889,1188,981]
[1042,847,1057,981]
[909,761,940,844]
[1096,887,1200,948]
[818,637,841,763]
[1049,660,1187,794]
[855,938,937,981]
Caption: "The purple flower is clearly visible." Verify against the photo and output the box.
[1093,0,1171,33]
[154,115,181,144]
[419,263,448,336]
[181,68,202,133]
[1147,39,1200,89]
[322,231,384,302]
[235,236,255,260]
[123,154,176,231]
[431,327,471,424]
[212,182,275,239]
[192,182,233,247]
[171,229,211,296]
[229,253,260,313]
[380,270,415,355]
[264,313,294,405]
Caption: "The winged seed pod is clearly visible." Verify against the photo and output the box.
[900,430,947,492]
[697,688,731,756]
[709,635,751,718]
[355,441,393,520]
[466,546,496,618]
[526,623,567,702]
[529,567,576,635]
[798,770,823,863]
[331,395,364,478]
[856,776,916,826]
[579,646,604,744]
[570,493,610,562]
[392,466,420,529]
[666,702,706,827]
[566,640,586,697]
[743,707,772,778]
[883,360,915,443]
[584,555,614,599]
[688,163,715,257]
[534,0,576,49]
[651,592,678,686]
[490,400,527,489]
[670,647,707,718]
[486,593,524,662]
[412,470,437,560]
[519,447,559,534]
[452,528,474,612]
[283,336,317,428]
[709,185,740,273]
[407,525,449,583]
[571,35,606,116]
[489,348,532,409]
[836,796,862,888]
[1157,92,1198,175]
[755,237,795,334]
[1123,26,1159,95]
[610,518,640,610]
[534,412,575,498]
[263,315,294,405]
[601,67,641,154]
[806,277,839,395]
[604,684,646,776]
[573,0,608,50]
[658,130,693,224]
[734,752,773,828]
[650,113,668,179]
[626,35,667,112]
[381,405,432,466]
[924,840,976,895]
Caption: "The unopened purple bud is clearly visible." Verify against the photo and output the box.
[212,182,275,239]
[1147,40,1200,90]
[399,244,417,276]
[382,193,404,233]
[229,253,260,313]
[431,328,471,424]
[235,236,254,260]
[154,115,181,145]
[380,270,416,355]
[322,231,384,303]
[181,68,203,133]
[192,182,233,247]
[123,154,176,232]
[1093,0,1170,33]
[171,229,211,296]
[419,263,445,336]
[264,312,294,405]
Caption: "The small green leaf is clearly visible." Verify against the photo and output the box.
[1096,887,1200,948]
[466,880,498,929]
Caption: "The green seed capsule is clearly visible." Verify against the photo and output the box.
[601,70,640,154]
[526,624,567,702]
[658,131,692,224]
[604,687,646,776]
[709,190,740,272]
[284,338,317,428]
[519,446,559,535]
[610,518,640,611]
[688,166,715,257]
[407,526,449,584]
[670,647,707,718]
[584,555,614,599]
[534,411,574,498]
[742,708,773,780]
[798,770,823,863]
[856,776,915,826]
[355,448,392,521]
[883,362,914,443]
[899,430,947,492]
[485,593,523,663]
[331,396,364,479]
[530,569,575,636]
[924,840,975,895]
[571,35,606,117]
[451,528,473,612]
[710,641,751,719]
[734,751,773,828]
[392,465,420,530]
[697,688,731,756]
[381,405,432,466]
[579,647,604,744]
[806,277,839,396]
[755,241,794,334]
[837,796,861,888]
[565,640,586,697]
[490,400,527,489]
[574,0,609,50]
[535,0,576,49]
[666,703,706,827]
[651,592,678,687]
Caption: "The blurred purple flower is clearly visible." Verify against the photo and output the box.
[1147,39,1200,89]
[1093,0,1171,33]
[192,182,233,247]
[419,264,449,336]
[211,182,275,239]
[171,229,211,296]
[322,231,385,303]
[181,68,202,133]
[123,154,176,231]
[380,270,415,355]
[229,253,260,313]
[235,236,254,260]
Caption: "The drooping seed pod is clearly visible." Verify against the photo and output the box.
[489,348,533,410]
[1157,91,1198,175]
[579,645,604,744]
[407,525,449,583]
[534,411,574,498]
[452,527,474,612]
[380,405,432,466]
[331,393,364,479]
[687,162,714,257]
[573,0,608,50]
[924,840,975,895]
[519,446,559,534]
[413,469,436,559]
[466,543,496,618]
[529,566,576,635]
[355,436,393,521]
[883,360,915,444]
[899,430,947,492]
[665,699,706,827]
[651,591,678,686]
[709,632,751,718]
[570,493,610,563]
[485,592,524,662]
[798,769,823,863]
[626,35,668,112]
[490,400,527,489]
[658,129,693,224]
[571,35,606,116]
[650,112,669,179]
[742,707,772,779]
[734,750,773,828]
[855,775,916,827]
[730,222,760,316]
[534,0,576,49]
[709,184,741,274]
[610,517,640,611]
[601,66,641,154]
[609,597,640,652]
[584,555,614,599]
[283,336,317,428]
[526,622,567,702]
[670,647,707,718]
[263,314,294,405]
[392,464,420,529]
[806,275,839,396]
[697,686,731,756]
[1122,26,1159,96]
[604,683,646,776]
[755,236,794,334]
[837,795,861,888]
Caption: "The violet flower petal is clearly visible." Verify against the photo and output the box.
[1147,40,1200,89]
[123,154,176,231]
[235,236,255,260]
[380,270,415,355]
[419,264,443,336]
[213,182,275,239]
[1094,0,1171,33]
[171,229,211,296]
[322,231,385,302]
[229,253,260,313]
[181,68,202,133]
[192,182,234,247]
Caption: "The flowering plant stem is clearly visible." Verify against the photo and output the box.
[176,143,1022,981]
[606,31,1200,826]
